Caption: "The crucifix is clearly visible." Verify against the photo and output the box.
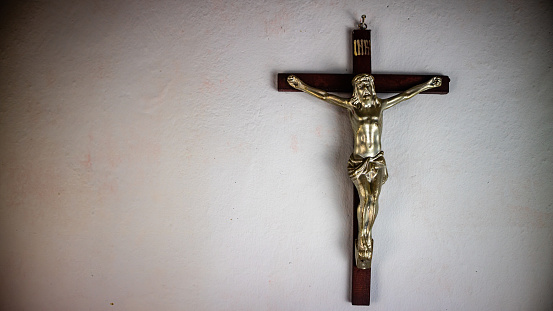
[277,16,450,305]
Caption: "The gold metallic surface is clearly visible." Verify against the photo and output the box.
[287,74,442,269]
[353,39,370,56]
[358,15,367,30]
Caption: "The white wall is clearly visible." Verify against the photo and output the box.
[1,0,552,310]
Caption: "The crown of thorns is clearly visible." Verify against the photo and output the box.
[352,74,374,85]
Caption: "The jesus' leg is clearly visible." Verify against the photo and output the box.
[352,165,386,269]
[352,175,372,268]
[365,167,385,254]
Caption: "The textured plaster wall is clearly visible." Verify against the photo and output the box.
[1,0,552,310]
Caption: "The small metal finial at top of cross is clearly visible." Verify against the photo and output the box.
[358,14,367,30]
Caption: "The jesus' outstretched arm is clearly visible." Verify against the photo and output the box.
[382,76,442,110]
[287,75,353,110]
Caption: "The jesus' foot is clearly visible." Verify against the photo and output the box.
[355,239,373,269]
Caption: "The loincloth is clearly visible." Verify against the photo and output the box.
[347,151,388,184]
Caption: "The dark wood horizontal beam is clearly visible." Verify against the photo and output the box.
[277,73,450,94]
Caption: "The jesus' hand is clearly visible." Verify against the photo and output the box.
[428,76,442,88]
[287,75,305,90]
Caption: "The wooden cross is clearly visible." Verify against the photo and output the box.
[277,21,450,305]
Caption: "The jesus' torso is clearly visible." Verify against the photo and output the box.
[349,97,383,159]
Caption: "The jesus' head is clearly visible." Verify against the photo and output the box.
[352,74,376,105]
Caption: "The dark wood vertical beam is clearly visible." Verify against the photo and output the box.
[351,28,373,306]
[352,29,371,74]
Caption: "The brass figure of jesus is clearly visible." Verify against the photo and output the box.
[287,74,442,269]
